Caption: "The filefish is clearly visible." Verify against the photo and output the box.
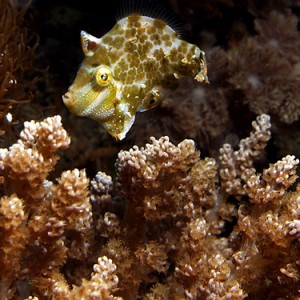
[62,14,208,140]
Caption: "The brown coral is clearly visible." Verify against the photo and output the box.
[1,114,300,299]
[0,194,27,299]
[219,113,271,196]
[0,116,94,298]
[109,135,237,298]
[0,115,70,206]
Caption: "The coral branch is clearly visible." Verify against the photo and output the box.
[219,114,271,196]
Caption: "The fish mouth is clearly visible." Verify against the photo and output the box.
[62,91,76,108]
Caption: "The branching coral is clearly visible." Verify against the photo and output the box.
[0,194,27,298]
[98,114,300,299]
[0,115,70,205]
[37,256,121,300]
[229,155,300,297]
[1,114,300,299]
[218,115,300,298]
[0,116,94,298]
[219,113,271,196]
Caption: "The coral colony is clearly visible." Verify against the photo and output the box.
[1,114,300,299]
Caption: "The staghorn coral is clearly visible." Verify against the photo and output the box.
[1,114,300,299]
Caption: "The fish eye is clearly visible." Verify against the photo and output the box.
[145,97,158,108]
[101,74,108,81]
[95,66,112,86]
[149,99,156,105]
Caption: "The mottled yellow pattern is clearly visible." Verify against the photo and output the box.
[62,14,208,140]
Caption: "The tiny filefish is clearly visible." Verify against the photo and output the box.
[62,14,208,140]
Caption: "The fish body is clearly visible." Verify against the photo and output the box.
[62,14,208,140]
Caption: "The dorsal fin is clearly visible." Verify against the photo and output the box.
[116,0,184,37]
[80,31,100,56]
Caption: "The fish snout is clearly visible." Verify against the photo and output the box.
[62,91,76,108]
